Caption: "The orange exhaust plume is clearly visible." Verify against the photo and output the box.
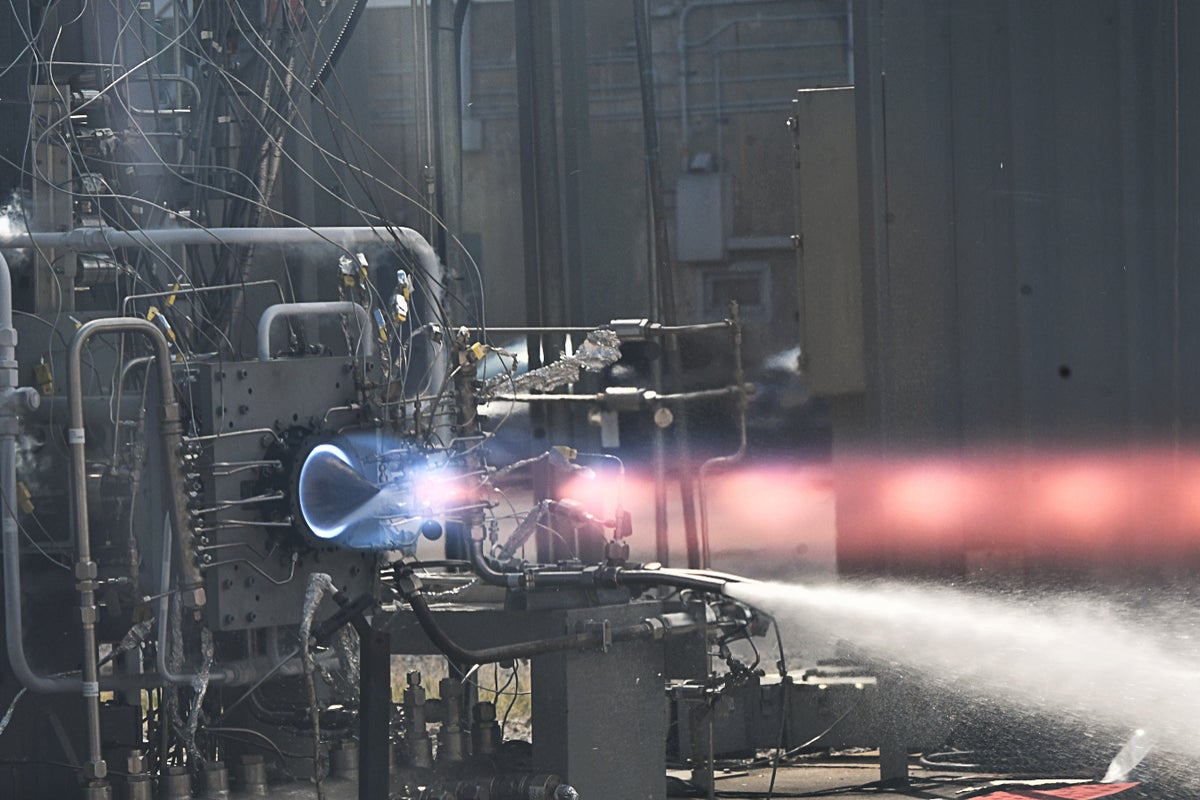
[556,449,1200,571]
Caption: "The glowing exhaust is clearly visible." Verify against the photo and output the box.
[294,438,462,552]
[297,443,382,540]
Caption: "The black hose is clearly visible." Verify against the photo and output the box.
[402,590,696,666]
[467,540,731,595]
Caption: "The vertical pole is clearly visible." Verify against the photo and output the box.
[359,627,392,800]
[516,0,572,536]
[558,0,591,324]
[633,0,702,568]
[515,0,567,346]
[430,0,468,325]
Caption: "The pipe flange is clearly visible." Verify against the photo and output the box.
[0,386,39,419]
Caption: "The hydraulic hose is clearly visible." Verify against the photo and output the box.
[467,539,733,595]
[399,580,700,666]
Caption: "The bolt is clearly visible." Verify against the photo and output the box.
[221,578,233,589]
[238,405,249,414]
[223,614,235,625]
[245,611,257,623]
[237,369,248,379]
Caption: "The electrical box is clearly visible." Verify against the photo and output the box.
[676,171,733,262]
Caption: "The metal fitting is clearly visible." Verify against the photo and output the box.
[160,765,191,800]
[82,758,108,780]
[0,385,38,414]
[202,760,230,799]
[603,385,649,411]
[472,701,496,723]
[80,785,112,800]
[126,750,148,775]
[180,585,207,608]
[239,754,268,796]
[394,570,424,597]
[608,318,651,339]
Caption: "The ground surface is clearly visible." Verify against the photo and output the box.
[667,754,1153,800]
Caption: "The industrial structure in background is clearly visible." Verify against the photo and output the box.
[0,0,1195,797]
[0,0,851,797]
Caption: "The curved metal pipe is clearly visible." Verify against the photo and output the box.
[68,319,203,775]
[257,301,374,361]
[0,225,417,251]
[0,251,81,694]
[698,305,747,568]
[678,0,791,162]
[69,319,205,607]
[1,259,158,696]
[156,514,228,685]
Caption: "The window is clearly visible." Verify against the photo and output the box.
[700,261,770,322]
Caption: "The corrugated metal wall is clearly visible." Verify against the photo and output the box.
[851,0,1200,449]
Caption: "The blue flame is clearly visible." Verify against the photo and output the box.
[297,434,459,551]
[298,443,355,539]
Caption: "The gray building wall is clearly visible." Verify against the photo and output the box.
[850,0,1200,450]
[335,0,851,366]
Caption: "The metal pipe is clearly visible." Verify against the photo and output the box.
[154,519,327,686]
[69,319,205,610]
[466,539,731,595]
[400,581,700,666]
[120,279,286,316]
[0,253,85,695]
[0,271,157,696]
[489,384,747,404]
[0,225,427,252]
[156,514,231,686]
[185,427,279,444]
[459,321,733,336]
[68,319,200,780]
[677,0,797,163]
[256,301,374,361]
[698,305,747,569]
[118,355,156,394]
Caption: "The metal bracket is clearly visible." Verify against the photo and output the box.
[583,619,611,653]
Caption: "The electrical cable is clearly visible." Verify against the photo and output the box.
[501,662,521,735]
[0,688,26,737]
